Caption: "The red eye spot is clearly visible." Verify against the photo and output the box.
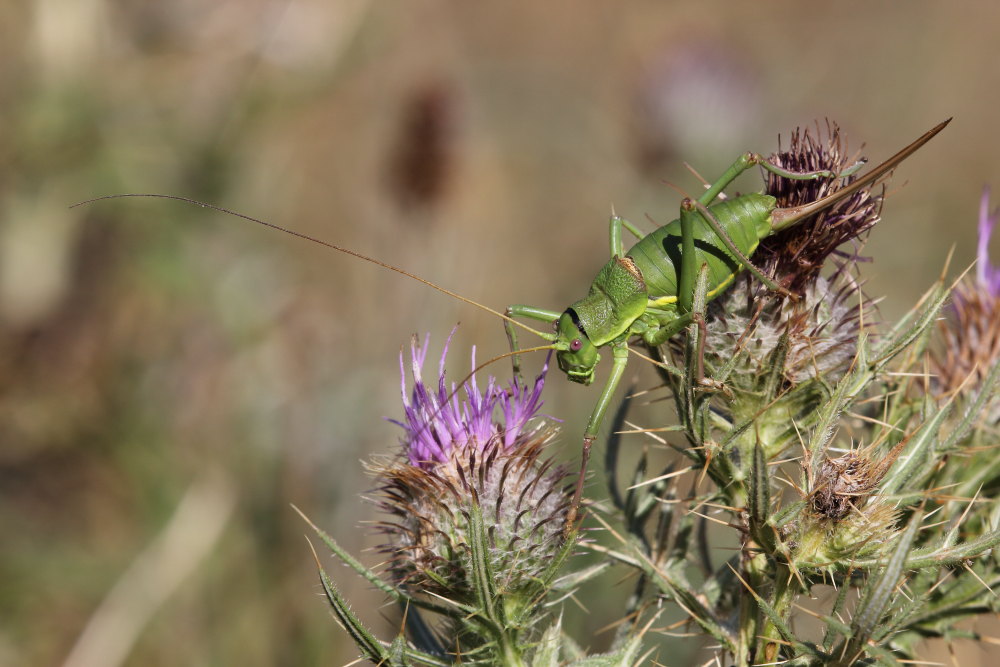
[570,339,583,352]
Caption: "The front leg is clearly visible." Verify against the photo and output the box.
[505,304,560,379]
[565,341,630,535]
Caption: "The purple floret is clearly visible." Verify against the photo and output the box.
[390,329,551,468]
[977,187,1000,296]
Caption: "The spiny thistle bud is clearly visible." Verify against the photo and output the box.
[791,495,900,568]
[933,187,1000,409]
[709,273,867,387]
[372,331,570,604]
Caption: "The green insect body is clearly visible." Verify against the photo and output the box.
[629,194,774,307]
[556,193,776,384]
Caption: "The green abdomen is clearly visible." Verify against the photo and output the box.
[626,193,776,304]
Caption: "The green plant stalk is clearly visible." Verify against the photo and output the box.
[756,562,796,664]
[499,640,526,667]
[736,549,768,666]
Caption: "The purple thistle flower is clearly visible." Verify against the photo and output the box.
[933,186,1000,401]
[391,328,551,468]
[976,187,1000,296]
[373,329,570,600]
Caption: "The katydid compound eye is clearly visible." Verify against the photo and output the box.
[570,339,583,352]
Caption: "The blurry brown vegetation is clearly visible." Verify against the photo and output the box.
[1,1,998,666]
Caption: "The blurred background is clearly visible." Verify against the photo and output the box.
[2,1,998,665]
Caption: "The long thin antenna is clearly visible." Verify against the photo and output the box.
[71,193,555,341]
[451,344,556,392]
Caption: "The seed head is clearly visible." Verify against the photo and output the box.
[810,440,905,521]
[373,332,570,601]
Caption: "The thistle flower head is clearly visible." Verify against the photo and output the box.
[934,187,1000,400]
[374,331,570,602]
[705,272,868,386]
[760,121,883,292]
[393,329,548,468]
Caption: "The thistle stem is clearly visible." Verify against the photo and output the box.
[498,637,526,667]
[736,548,768,666]
[756,562,795,664]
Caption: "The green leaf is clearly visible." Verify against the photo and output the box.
[551,561,613,592]
[879,403,951,496]
[294,505,397,596]
[466,505,501,626]
[769,500,806,530]
[749,440,769,526]
[872,281,947,364]
[315,561,391,665]
[807,338,871,473]
[942,354,1000,453]
[763,331,791,401]
[869,568,937,644]
[531,618,564,667]
[892,525,1000,569]
[902,563,1000,630]
[749,440,776,553]
[537,526,580,589]
[819,603,852,652]
[565,634,644,666]
[294,505,454,617]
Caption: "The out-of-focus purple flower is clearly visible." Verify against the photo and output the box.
[390,329,550,468]
[934,187,1000,402]
[976,187,1000,295]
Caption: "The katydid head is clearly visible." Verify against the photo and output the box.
[554,310,600,385]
